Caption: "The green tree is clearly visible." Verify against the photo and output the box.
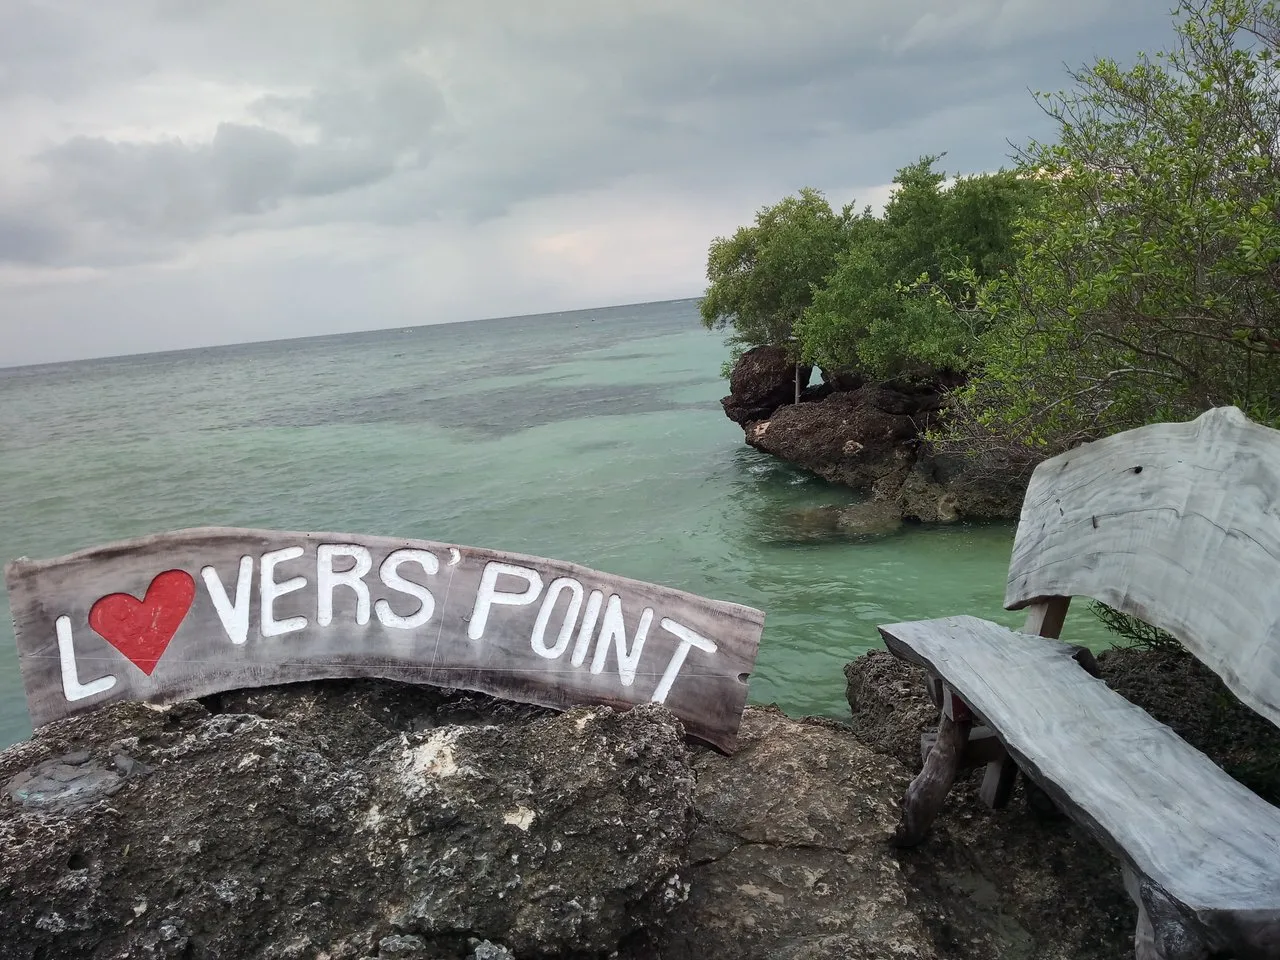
[796,157,1041,380]
[950,0,1280,452]
[699,188,852,355]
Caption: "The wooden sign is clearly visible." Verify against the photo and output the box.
[4,527,765,752]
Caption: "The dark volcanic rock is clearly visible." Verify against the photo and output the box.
[0,684,695,960]
[721,345,811,425]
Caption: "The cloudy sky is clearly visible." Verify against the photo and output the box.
[0,1,1176,366]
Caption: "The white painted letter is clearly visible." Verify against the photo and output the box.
[202,556,254,645]
[468,562,543,640]
[530,577,585,659]
[317,543,373,627]
[375,549,439,629]
[571,590,604,667]
[56,616,118,702]
[590,595,654,686]
[260,546,308,637]
[651,618,718,704]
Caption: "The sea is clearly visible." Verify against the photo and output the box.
[0,298,1114,748]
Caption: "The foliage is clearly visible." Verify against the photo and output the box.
[699,188,852,355]
[947,0,1280,452]
[795,157,1042,379]
[1091,601,1184,652]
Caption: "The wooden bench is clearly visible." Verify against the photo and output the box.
[878,406,1280,960]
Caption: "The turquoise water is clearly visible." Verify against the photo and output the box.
[0,300,1112,748]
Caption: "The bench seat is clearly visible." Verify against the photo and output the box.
[880,614,1280,948]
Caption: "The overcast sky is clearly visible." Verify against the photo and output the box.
[0,1,1177,366]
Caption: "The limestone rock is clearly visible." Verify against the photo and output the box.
[843,651,938,771]
[745,389,919,491]
[889,448,1031,523]
[721,345,811,425]
[0,683,695,959]
[634,707,939,959]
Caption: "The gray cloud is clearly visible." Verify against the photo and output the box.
[254,66,447,154]
[0,0,1180,363]
[41,125,296,234]
[25,62,449,250]
[0,210,67,263]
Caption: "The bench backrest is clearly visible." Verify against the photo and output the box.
[1005,406,1280,730]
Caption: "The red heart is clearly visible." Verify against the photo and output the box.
[89,570,196,676]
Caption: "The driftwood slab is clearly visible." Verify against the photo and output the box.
[880,615,1280,954]
[1007,406,1280,731]
[4,527,766,753]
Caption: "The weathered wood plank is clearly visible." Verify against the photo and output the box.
[1006,406,1280,731]
[4,527,766,753]
[879,615,1280,952]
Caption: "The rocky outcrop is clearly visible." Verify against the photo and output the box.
[721,345,811,426]
[627,708,939,959]
[746,388,924,492]
[843,650,938,770]
[0,671,1160,960]
[891,448,1030,523]
[723,351,1033,522]
[0,684,695,959]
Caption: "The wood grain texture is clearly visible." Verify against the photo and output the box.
[4,527,766,753]
[880,615,1280,954]
[1007,406,1280,731]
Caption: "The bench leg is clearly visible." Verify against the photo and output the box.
[978,751,1018,808]
[1124,866,1210,960]
[894,709,972,847]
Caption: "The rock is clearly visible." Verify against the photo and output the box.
[467,941,515,960]
[376,933,433,958]
[721,345,811,425]
[0,683,695,959]
[732,379,1031,522]
[860,383,945,417]
[797,381,834,404]
[888,448,1031,523]
[746,388,919,491]
[718,352,1034,522]
[771,502,901,543]
[836,501,904,537]
[632,707,940,959]
[3,664,1175,960]
[843,651,938,771]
